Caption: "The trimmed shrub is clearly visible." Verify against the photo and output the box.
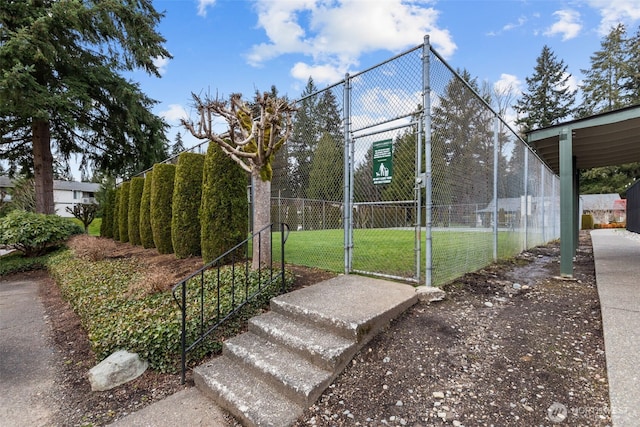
[0,210,83,257]
[581,214,594,230]
[100,188,115,238]
[200,143,248,264]
[112,187,121,242]
[118,182,130,243]
[127,177,145,245]
[139,171,155,249]
[150,163,175,254]
[172,152,205,258]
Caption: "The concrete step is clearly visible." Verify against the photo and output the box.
[270,275,419,344]
[223,332,333,406]
[249,311,356,371]
[194,356,303,427]
[194,274,418,427]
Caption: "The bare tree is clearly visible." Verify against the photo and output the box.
[182,92,296,268]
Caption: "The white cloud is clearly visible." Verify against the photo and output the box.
[544,9,582,41]
[291,62,345,85]
[247,0,456,84]
[160,104,188,123]
[197,0,216,17]
[587,0,640,35]
[493,73,522,97]
[560,72,579,93]
[152,56,170,76]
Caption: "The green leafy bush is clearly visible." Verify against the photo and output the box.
[100,188,115,238]
[151,164,175,254]
[172,153,205,258]
[128,177,145,245]
[139,171,155,249]
[201,143,248,263]
[112,188,121,242]
[0,250,62,276]
[118,181,130,243]
[0,210,83,257]
[47,251,293,372]
[581,214,594,230]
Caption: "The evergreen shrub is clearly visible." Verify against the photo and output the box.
[172,153,205,258]
[201,143,248,264]
[118,181,130,243]
[112,188,121,242]
[150,163,175,254]
[100,188,115,238]
[128,177,145,245]
[139,171,155,248]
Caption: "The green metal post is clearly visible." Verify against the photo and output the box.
[560,128,574,277]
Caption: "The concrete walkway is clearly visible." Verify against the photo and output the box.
[591,229,640,426]
[0,275,56,426]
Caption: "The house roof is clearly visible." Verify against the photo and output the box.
[0,176,100,192]
[580,193,621,211]
[53,180,100,192]
[526,105,640,174]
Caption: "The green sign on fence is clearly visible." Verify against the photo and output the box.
[372,139,393,185]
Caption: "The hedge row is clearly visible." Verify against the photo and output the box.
[139,170,154,248]
[151,163,176,254]
[128,177,144,246]
[101,148,248,265]
[172,153,205,258]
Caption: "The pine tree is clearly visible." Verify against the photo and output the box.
[623,26,640,105]
[289,78,321,198]
[0,1,171,213]
[577,24,630,117]
[171,132,185,156]
[578,24,640,194]
[515,45,576,133]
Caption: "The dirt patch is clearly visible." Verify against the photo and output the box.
[294,232,610,426]
[36,232,608,426]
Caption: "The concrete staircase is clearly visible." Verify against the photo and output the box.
[193,275,418,427]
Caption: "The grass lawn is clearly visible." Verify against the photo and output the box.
[71,217,102,236]
[273,228,527,286]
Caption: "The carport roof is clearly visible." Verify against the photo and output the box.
[526,104,640,174]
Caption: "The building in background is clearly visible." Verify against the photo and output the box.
[0,176,99,217]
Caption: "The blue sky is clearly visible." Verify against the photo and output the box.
[132,0,640,150]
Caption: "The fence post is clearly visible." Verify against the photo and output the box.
[415,117,423,281]
[523,148,529,250]
[343,74,352,274]
[422,35,433,287]
[493,115,499,261]
[541,163,546,242]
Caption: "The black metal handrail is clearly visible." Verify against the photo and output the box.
[172,222,290,383]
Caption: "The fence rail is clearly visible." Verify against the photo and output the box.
[171,223,289,384]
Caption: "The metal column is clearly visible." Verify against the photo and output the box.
[422,35,433,287]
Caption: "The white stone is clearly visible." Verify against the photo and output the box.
[416,286,446,303]
[432,391,445,399]
[88,350,148,391]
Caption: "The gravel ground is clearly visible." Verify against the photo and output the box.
[294,231,610,427]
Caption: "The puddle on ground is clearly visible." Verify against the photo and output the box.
[503,255,554,286]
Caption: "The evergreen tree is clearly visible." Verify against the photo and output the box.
[577,24,640,194]
[171,132,185,156]
[515,45,576,133]
[0,0,171,213]
[289,78,320,198]
[307,132,343,202]
[577,24,630,117]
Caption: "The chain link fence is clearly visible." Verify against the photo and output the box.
[148,37,561,286]
[270,37,560,286]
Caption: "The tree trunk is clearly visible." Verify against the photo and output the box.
[252,169,271,269]
[32,119,55,214]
